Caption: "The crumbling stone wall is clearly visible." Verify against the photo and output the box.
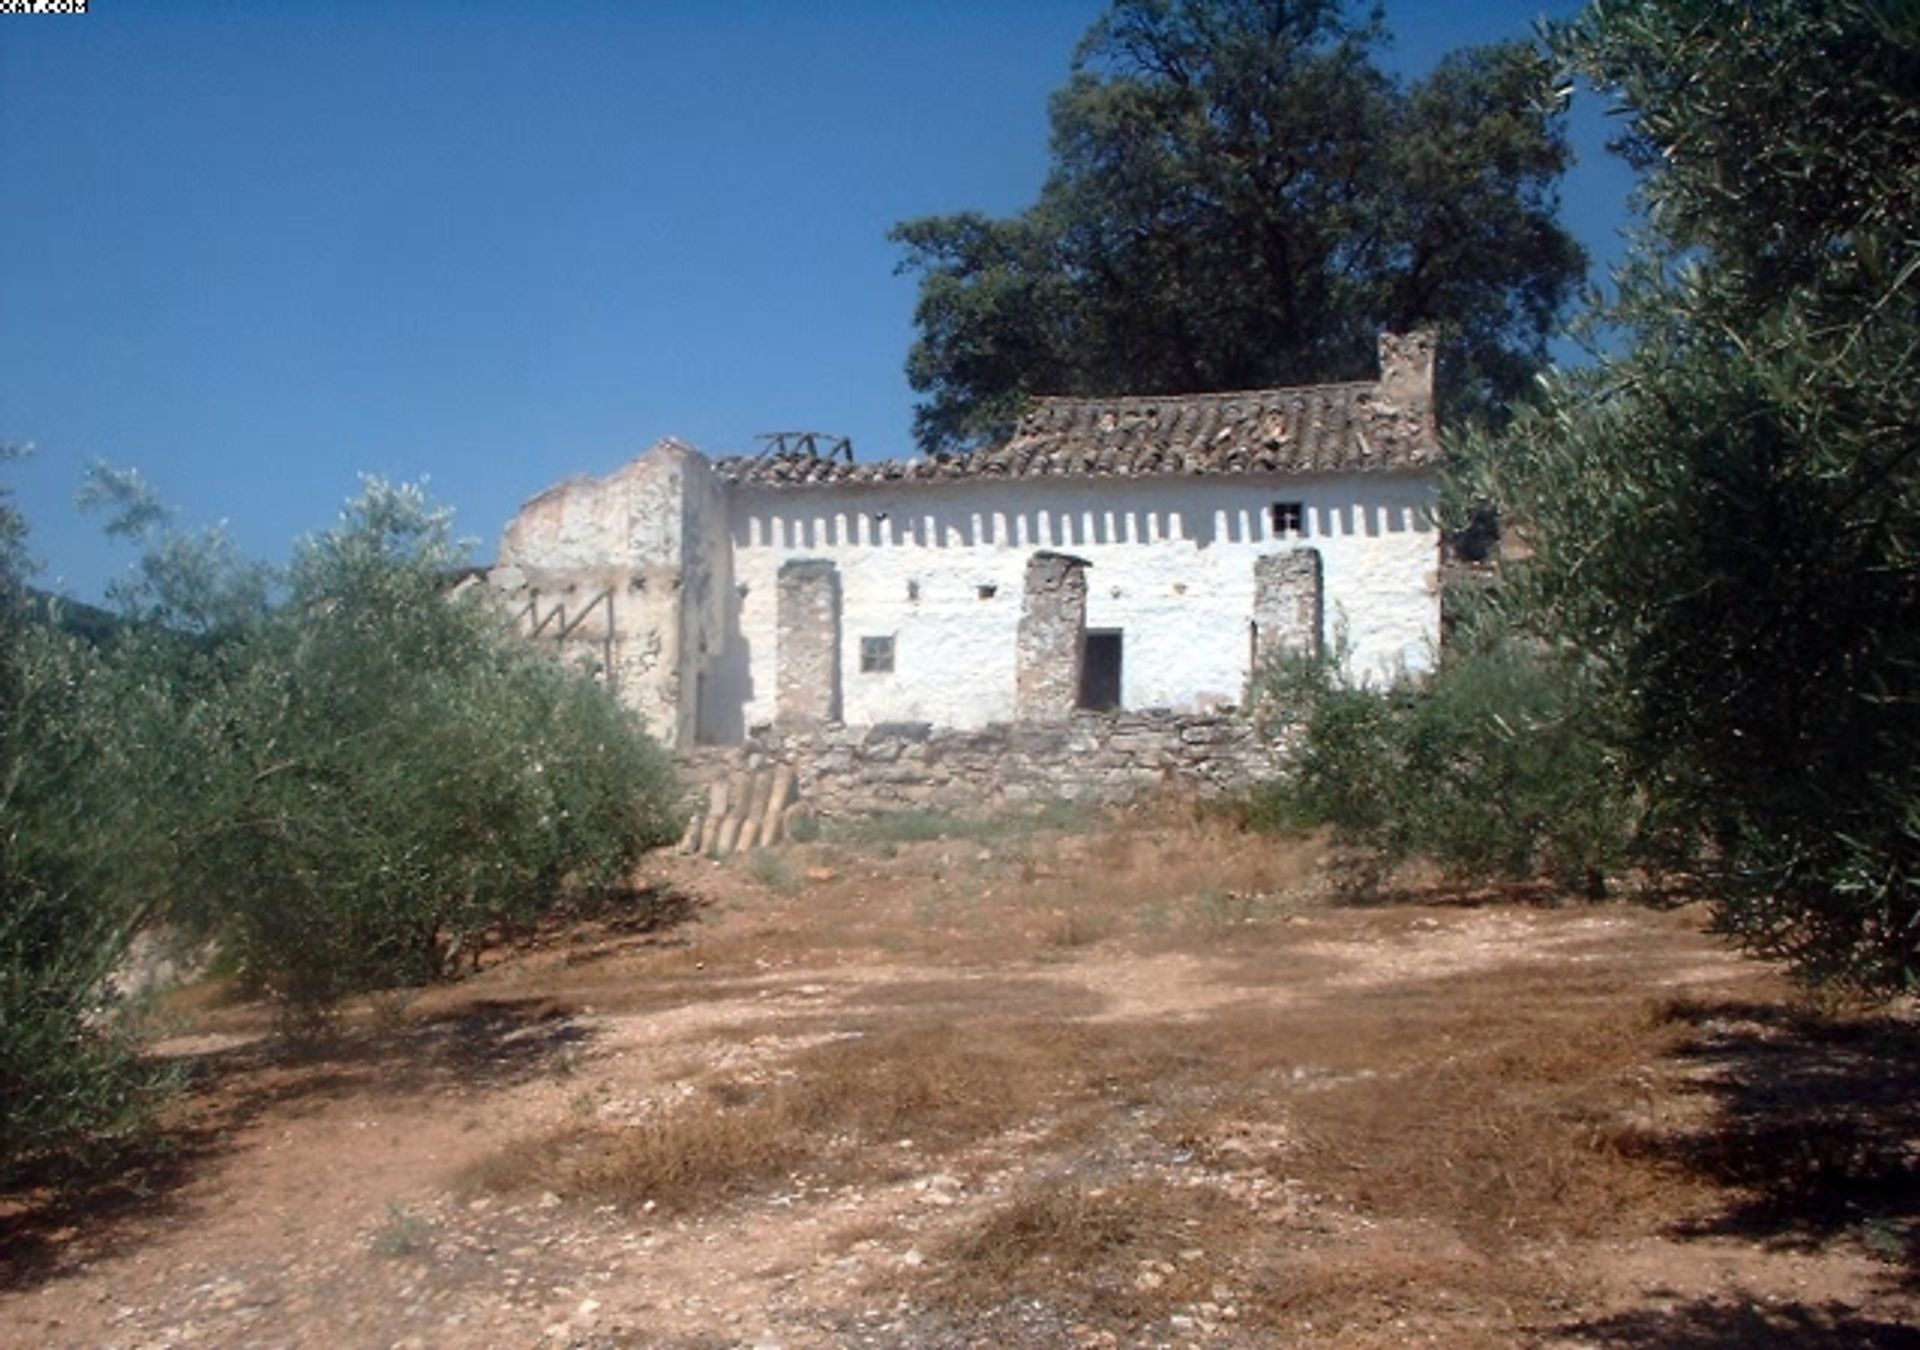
[1014,551,1089,719]
[490,439,725,749]
[776,558,841,727]
[1252,548,1324,669]
[1360,329,1442,459]
[675,452,735,749]
[681,710,1284,822]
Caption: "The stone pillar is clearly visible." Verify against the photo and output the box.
[1377,330,1436,412]
[1252,549,1324,668]
[776,558,841,728]
[1015,551,1089,720]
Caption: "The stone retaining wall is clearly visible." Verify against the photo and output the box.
[680,711,1284,822]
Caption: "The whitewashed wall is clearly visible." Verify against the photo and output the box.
[701,473,1439,737]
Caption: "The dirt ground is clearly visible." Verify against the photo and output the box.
[4,809,1918,1348]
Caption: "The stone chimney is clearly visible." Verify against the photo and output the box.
[1372,330,1441,459]
[1377,330,1437,413]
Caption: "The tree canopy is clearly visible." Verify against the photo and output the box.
[2,466,682,1177]
[1458,0,1920,989]
[891,0,1586,451]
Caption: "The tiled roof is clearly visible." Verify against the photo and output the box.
[712,378,1438,489]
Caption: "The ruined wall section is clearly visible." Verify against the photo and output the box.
[495,438,713,748]
[1015,552,1089,720]
[1359,330,1442,461]
[775,559,842,727]
[681,711,1285,822]
[1252,549,1325,670]
[675,457,733,750]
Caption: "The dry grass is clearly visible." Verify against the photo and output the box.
[1235,1234,1580,1346]
[15,808,1919,1350]
[1010,814,1324,922]
[466,1019,1106,1210]
[447,812,1908,1341]
[1276,990,1702,1243]
[637,811,1333,973]
[470,957,1707,1260]
[923,1177,1583,1345]
[887,965,1711,1341]
[462,818,1747,1295]
[929,1177,1244,1314]
[1096,965,1715,1246]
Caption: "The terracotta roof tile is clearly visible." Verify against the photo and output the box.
[713,377,1436,490]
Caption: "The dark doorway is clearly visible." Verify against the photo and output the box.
[1079,629,1122,711]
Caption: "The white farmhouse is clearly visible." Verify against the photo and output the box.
[485,332,1442,758]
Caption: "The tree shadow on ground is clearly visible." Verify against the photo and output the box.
[0,886,707,1292]
[1651,997,1920,1280]
[391,994,595,1084]
[1318,854,1704,913]
[0,1045,378,1291]
[1557,995,1920,1347]
[481,883,709,970]
[1323,867,1584,910]
[555,885,708,965]
[1563,1297,1920,1348]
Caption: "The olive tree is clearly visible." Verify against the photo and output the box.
[1457,0,1920,988]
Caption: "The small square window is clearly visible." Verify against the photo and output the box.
[1270,501,1305,534]
[860,635,895,674]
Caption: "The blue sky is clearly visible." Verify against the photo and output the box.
[0,1,1637,600]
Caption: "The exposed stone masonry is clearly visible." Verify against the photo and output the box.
[1014,552,1089,720]
[775,558,841,728]
[681,711,1285,828]
[1252,549,1325,667]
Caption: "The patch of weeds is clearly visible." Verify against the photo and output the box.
[1132,899,1172,931]
[745,849,802,895]
[835,810,973,848]
[912,889,953,929]
[1043,909,1117,951]
[927,1178,1236,1317]
[466,1020,1101,1212]
[833,801,1099,852]
[1278,987,1699,1245]
[370,1201,433,1259]
[1029,798,1096,833]
[1862,1215,1907,1263]
[368,989,419,1034]
[945,1179,1144,1284]
[1188,887,1264,934]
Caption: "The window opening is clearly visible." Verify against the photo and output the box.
[860,635,895,674]
[1079,630,1123,711]
[1270,501,1305,535]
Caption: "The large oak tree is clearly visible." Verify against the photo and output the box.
[892,0,1586,450]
